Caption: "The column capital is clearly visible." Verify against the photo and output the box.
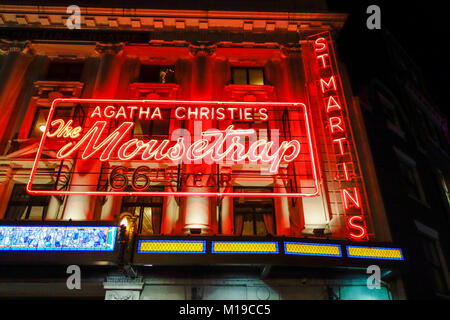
[0,164,14,183]
[280,43,302,58]
[188,41,216,57]
[0,39,34,55]
[273,167,290,187]
[95,42,124,56]
[219,167,233,188]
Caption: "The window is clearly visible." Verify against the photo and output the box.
[233,187,275,236]
[376,91,404,133]
[137,65,175,83]
[29,107,73,139]
[398,160,425,202]
[437,170,450,206]
[121,186,163,234]
[417,109,439,143]
[231,67,265,85]
[229,109,270,146]
[232,116,269,144]
[44,61,84,81]
[5,184,51,220]
[395,149,426,202]
[133,109,171,140]
[420,235,449,295]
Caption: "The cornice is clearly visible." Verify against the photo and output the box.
[0,5,347,33]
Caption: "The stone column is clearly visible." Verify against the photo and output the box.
[273,171,291,236]
[0,40,35,153]
[180,43,217,235]
[279,44,306,101]
[91,43,125,98]
[45,197,61,220]
[63,43,124,220]
[46,163,73,220]
[160,167,180,235]
[281,44,331,235]
[100,49,139,221]
[220,168,234,235]
[100,191,122,221]
[301,195,331,235]
[0,165,14,219]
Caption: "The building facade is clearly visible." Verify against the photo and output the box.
[337,20,450,299]
[0,3,407,300]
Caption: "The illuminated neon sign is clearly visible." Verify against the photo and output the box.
[27,99,319,197]
[309,32,368,240]
[51,122,301,173]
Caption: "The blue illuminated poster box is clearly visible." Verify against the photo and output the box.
[0,226,117,251]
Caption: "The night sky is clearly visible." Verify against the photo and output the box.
[327,0,450,117]
[1,0,448,116]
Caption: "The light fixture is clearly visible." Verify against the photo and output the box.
[120,217,129,228]
[190,228,201,235]
[39,125,46,132]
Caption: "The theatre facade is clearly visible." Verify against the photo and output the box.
[0,4,404,299]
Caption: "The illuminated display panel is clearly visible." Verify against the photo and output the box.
[0,226,117,251]
[284,242,342,257]
[137,240,206,254]
[133,238,404,263]
[346,246,404,260]
[27,99,318,198]
[211,241,279,254]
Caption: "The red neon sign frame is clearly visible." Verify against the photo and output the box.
[27,98,319,198]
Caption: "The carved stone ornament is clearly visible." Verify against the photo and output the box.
[188,41,216,56]
[280,43,302,58]
[95,42,124,55]
[105,290,140,300]
[0,39,34,55]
